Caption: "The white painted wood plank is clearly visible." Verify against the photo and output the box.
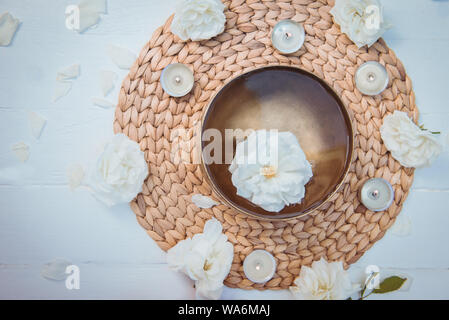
[0,264,448,299]
[0,186,448,268]
[0,186,167,265]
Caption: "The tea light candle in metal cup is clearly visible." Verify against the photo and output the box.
[271,20,305,54]
[360,178,394,212]
[160,63,194,97]
[355,61,389,96]
[243,250,276,284]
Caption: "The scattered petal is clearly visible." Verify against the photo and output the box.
[77,6,101,33]
[390,214,412,237]
[11,142,29,162]
[0,12,20,46]
[53,81,72,102]
[41,259,72,281]
[28,111,47,139]
[92,97,115,109]
[99,70,117,96]
[56,64,80,81]
[106,44,136,69]
[191,194,219,209]
[67,164,85,191]
[79,0,107,14]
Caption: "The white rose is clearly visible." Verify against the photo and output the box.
[171,0,226,41]
[229,130,313,213]
[88,134,148,206]
[380,111,443,168]
[330,0,390,48]
[290,258,358,300]
[167,218,234,300]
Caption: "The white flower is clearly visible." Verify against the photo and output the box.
[88,134,148,206]
[191,194,219,209]
[171,0,226,41]
[229,130,313,212]
[167,218,234,300]
[380,111,442,168]
[290,258,357,300]
[330,0,390,48]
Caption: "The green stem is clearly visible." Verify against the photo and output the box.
[420,126,441,135]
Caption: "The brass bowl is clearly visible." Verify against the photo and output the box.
[201,66,354,220]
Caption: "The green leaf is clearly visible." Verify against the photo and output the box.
[372,276,407,294]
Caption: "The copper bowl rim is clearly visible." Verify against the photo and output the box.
[200,65,355,221]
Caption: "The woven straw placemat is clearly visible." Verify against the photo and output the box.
[113,0,417,290]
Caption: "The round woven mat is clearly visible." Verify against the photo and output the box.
[113,0,417,290]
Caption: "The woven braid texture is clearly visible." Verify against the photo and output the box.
[113,0,417,290]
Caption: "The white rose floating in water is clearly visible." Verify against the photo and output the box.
[290,258,358,300]
[380,111,442,168]
[171,0,226,41]
[88,134,148,206]
[330,0,390,48]
[167,218,234,300]
[229,130,313,213]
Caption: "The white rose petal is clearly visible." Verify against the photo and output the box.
[92,97,115,109]
[380,111,443,168]
[229,130,313,212]
[56,64,80,81]
[290,258,359,300]
[88,134,148,206]
[79,0,107,14]
[11,142,29,163]
[28,111,47,140]
[41,259,72,281]
[330,0,390,48]
[106,44,136,69]
[390,214,412,237]
[53,81,73,102]
[171,0,226,41]
[167,218,234,300]
[0,12,20,46]
[67,163,85,191]
[99,70,117,96]
[78,9,100,33]
[191,194,219,209]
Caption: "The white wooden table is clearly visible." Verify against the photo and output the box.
[1,0,448,300]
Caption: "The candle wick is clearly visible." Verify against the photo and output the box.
[284,32,292,40]
[174,76,182,84]
[369,189,380,200]
[255,263,261,271]
[367,72,376,82]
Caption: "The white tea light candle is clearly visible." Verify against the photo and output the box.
[271,20,305,54]
[360,178,394,212]
[355,61,389,96]
[161,63,194,97]
[243,250,276,284]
